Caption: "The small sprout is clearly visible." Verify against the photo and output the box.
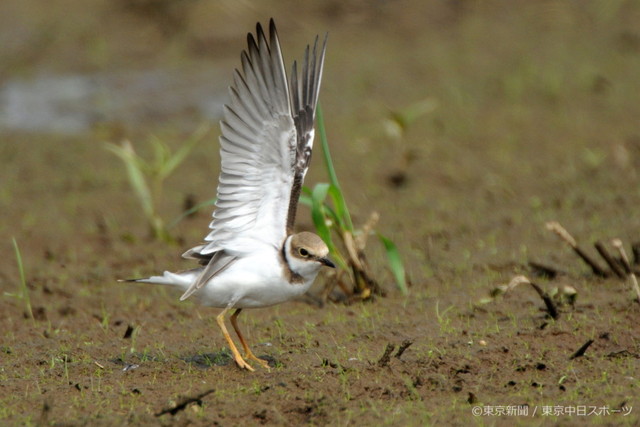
[6,238,34,322]
[105,124,209,242]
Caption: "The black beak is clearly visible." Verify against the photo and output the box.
[319,257,336,268]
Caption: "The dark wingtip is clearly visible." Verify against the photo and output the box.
[247,24,259,51]
[268,18,279,44]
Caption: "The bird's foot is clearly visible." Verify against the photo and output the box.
[232,354,255,371]
[246,353,270,370]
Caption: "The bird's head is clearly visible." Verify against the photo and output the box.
[285,231,335,278]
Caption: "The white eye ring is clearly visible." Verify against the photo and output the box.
[299,248,309,257]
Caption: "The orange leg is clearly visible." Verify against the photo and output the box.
[230,309,270,369]
[216,307,254,371]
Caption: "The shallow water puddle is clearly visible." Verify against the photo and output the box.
[0,67,228,133]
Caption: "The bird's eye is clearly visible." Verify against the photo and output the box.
[299,248,309,257]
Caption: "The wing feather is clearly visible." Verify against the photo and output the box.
[185,18,327,271]
[286,33,328,232]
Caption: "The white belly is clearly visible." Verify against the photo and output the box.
[197,250,317,308]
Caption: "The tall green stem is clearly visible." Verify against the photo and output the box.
[316,104,354,231]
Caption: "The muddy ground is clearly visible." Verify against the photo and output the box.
[2,1,640,426]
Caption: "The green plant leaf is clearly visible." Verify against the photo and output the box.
[301,185,313,197]
[310,183,332,244]
[377,232,408,295]
[105,141,154,220]
[299,194,312,207]
[309,183,348,270]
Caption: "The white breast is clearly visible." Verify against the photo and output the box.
[196,248,317,309]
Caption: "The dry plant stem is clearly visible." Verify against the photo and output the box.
[319,270,338,302]
[155,388,215,416]
[351,263,380,298]
[320,209,385,300]
[343,231,364,271]
[342,228,383,297]
[354,211,379,250]
[528,281,560,320]
[632,242,640,265]
[508,276,559,319]
[377,343,395,367]
[573,247,608,277]
[394,339,414,359]
[320,269,352,303]
[569,339,594,360]
[546,222,608,277]
[336,272,352,297]
[528,261,562,279]
[594,241,626,279]
[506,275,529,291]
[611,239,640,304]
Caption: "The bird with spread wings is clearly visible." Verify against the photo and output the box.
[127,19,333,371]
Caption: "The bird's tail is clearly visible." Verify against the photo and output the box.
[119,269,201,289]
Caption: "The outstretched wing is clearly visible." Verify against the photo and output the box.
[181,19,327,297]
[286,29,327,233]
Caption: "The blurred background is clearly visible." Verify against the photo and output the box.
[1,0,640,288]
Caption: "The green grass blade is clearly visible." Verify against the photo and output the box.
[159,123,209,179]
[327,184,349,230]
[150,136,169,175]
[316,105,339,188]
[377,232,408,295]
[12,237,33,320]
[123,154,155,220]
[105,141,155,220]
[317,104,354,231]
